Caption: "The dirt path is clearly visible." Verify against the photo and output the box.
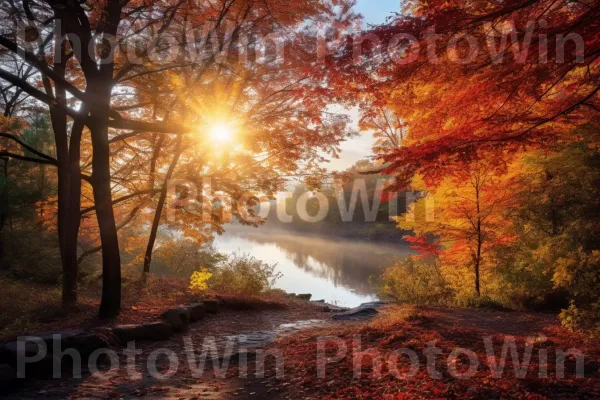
[9,306,579,400]
[11,303,331,400]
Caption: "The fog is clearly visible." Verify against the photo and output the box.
[214,225,413,307]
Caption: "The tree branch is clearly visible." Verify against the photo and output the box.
[107,117,188,134]
[80,188,161,215]
[78,204,142,264]
[0,132,56,162]
[0,68,84,120]
[0,151,58,165]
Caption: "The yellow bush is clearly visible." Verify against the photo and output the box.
[189,268,213,292]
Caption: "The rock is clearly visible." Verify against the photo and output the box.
[311,299,325,303]
[0,330,108,377]
[112,322,174,343]
[219,298,257,311]
[286,293,297,298]
[188,303,206,322]
[332,307,379,321]
[201,299,222,314]
[296,294,312,301]
[218,297,287,311]
[357,301,388,309]
[161,307,191,332]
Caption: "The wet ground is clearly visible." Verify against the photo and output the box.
[10,305,336,399]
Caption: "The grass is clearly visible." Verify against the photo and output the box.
[0,276,63,339]
[0,274,196,341]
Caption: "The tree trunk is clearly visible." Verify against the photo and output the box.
[0,158,7,259]
[474,252,481,297]
[47,34,81,308]
[50,102,80,307]
[61,119,84,307]
[38,163,45,226]
[88,105,122,318]
[474,175,482,298]
[143,136,183,275]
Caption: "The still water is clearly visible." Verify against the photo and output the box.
[213,228,413,308]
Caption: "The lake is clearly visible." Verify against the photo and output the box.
[213,227,413,308]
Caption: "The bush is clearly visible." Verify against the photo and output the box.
[373,257,453,305]
[189,268,213,292]
[464,295,511,311]
[554,250,600,333]
[194,254,281,296]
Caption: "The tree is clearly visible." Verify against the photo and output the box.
[398,158,519,299]
[1,0,356,316]
[324,0,600,187]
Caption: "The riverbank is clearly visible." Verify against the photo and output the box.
[0,275,324,344]
[7,297,600,399]
[6,295,336,399]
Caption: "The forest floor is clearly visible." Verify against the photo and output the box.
[7,299,600,399]
[1,275,301,343]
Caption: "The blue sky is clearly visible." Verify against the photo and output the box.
[326,0,401,171]
[354,0,401,25]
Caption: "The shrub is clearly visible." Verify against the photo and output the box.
[189,268,213,293]
[464,295,511,311]
[373,257,453,305]
[197,254,281,295]
[554,250,600,333]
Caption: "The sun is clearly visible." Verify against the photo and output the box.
[209,124,233,143]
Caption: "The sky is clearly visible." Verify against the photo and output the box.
[354,0,402,26]
[324,0,401,171]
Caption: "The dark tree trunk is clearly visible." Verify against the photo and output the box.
[61,119,84,307]
[85,0,123,318]
[0,158,7,259]
[474,217,482,297]
[88,103,122,318]
[475,253,481,297]
[143,136,182,275]
[46,33,81,308]
[50,99,80,307]
[474,177,482,298]
[38,163,45,225]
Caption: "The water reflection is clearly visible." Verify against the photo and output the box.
[214,227,413,307]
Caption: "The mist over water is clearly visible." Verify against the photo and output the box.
[214,226,413,307]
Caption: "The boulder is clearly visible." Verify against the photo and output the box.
[0,330,108,377]
[161,307,191,332]
[201,299,222,314]
[296,294,312,301]
[188,303,206,322]
[357,301,388,309]
[311,299,326,303]
[332,307,379,321]
[218,297,288,311]
[112,322,174,344]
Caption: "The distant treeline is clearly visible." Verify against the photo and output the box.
[259,166,411,242]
